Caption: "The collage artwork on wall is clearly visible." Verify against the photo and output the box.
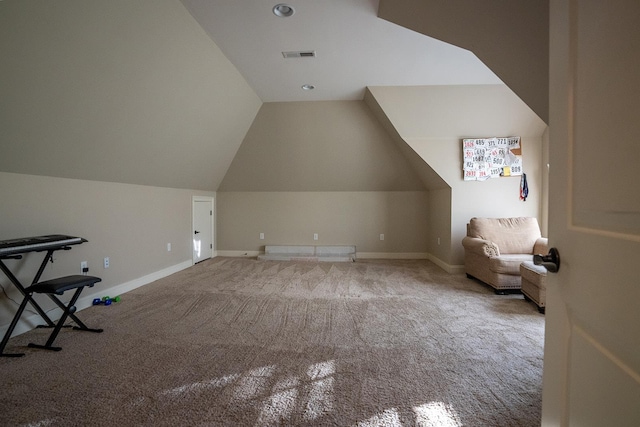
[463,137,522,181]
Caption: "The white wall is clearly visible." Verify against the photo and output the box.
[216,101,432,258]
[217,191,429,257]
[0,172,213,331]
[219,101,425,192]
[378,0,549,123]
[0,0,261,190]
[368,85,547,265]
[411,136,543,264]
[428,188,452,263]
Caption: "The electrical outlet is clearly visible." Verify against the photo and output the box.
[104,257,110,268]
[167,243,171,252]
[313,233,318,241]
[437,237,441,245]
[260,233,264,240]
[81,261,88,274]
[380,234,385,241]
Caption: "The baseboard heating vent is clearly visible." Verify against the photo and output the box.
[258,245,355,262]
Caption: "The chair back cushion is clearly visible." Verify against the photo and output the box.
[468,217,541,254]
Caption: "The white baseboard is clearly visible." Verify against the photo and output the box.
[218,251,430,260]
[216,251,465,273]
[427,254,465,274]
[77,260,192,309]
[349,252,464,274]
[356,252,429,260]
[0,260,192,339]
[217,250,261,258]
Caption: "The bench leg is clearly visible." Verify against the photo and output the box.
[46,293,103,333]
[28,286,102,352]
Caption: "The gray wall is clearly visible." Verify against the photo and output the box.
[368,85,547,265]
[378,0,549,123]
[217,101,431,257]
[219,101,425,192]
[0,1,549,332]
[217,191,429,256]
[0,0,255,332]
[0,0,261,190]
[216,88,547,267]
[0,172,213,328]
[428,188,452,263]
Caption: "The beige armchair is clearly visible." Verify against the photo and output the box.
[462,217,548,294]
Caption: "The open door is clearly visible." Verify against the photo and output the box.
[192,196,213,264]
[543,0,640,425]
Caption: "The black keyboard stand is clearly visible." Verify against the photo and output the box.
[0,250,59,328]
[0,235,89,357]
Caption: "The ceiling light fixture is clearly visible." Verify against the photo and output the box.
[273,4,295,17]
[301,84,315,91]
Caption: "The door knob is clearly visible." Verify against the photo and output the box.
[194,230,200,235]
[534,247,560,273]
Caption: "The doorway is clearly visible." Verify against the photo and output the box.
[192,196,214,264]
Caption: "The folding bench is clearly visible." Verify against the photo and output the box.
[1,275,103,357]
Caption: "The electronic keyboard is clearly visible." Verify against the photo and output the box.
[0,235,86,257]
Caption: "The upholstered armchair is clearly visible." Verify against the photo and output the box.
[462,217,548,293]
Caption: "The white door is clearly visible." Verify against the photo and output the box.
[192,197,213,264]
[543,1,640,425]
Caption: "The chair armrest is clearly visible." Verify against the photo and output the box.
[462,236,500,257]
[533,237,549,255]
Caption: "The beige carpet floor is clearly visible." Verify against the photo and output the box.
[0,257,545,426]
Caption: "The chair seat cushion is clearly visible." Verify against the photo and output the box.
[27,275,102,295]
[520,261,547,285]
[489,254,535,275]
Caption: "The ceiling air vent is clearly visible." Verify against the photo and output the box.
[282,51,316,58]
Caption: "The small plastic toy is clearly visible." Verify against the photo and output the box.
[92,295,121,306]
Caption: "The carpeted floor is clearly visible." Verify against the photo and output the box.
[0,257,545,426]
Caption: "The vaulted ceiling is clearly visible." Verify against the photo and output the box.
[0,0,547,191]
[181,0,548,121]
[180,0,503,102]
[378,0,549,123]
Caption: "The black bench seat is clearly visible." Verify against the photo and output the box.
[1,275,103,357]
[29,275,102,295]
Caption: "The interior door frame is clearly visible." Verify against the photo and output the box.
[543,0,640,424]
[192,195,215,265]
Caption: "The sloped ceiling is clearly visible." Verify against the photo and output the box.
[218,101,428,192]
[0,0,261,190]
[363,89,448,191]
[180,0,502,102]
[1,0,545,192]
[367,85,548,187]
[378,0,549,123]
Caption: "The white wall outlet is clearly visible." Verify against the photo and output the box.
[167,243,171,252]
[437,237,441,245]
[313,233,318,241]
[259,233,265,240]
[104,257,110,268]
[81,261,88,274]
[380,234,385,241]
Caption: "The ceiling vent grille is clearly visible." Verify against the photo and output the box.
[282,51,316,58]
